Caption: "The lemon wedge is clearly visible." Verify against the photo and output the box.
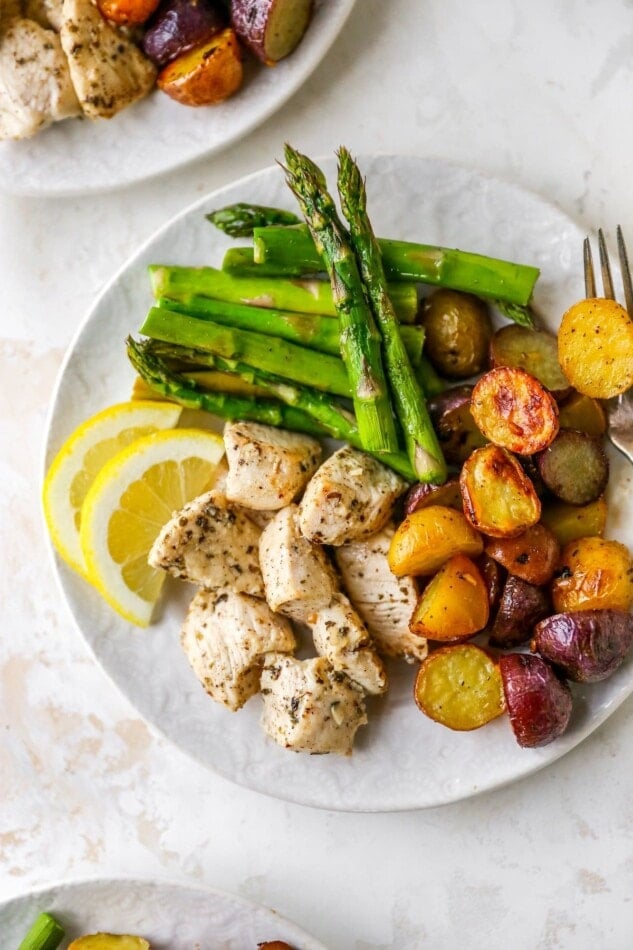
[80,428,225,626]
[43,401,183,577]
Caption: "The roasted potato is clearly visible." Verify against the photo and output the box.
[552,537,633,613]
[420,289,492,379]
[414,644,505,731]
[533,609,633,683]
[403,476,462,515]
[143,0,227,66]
[257,943,295,950]
[230,0,314,64]
[157,26,243,105]
[471,367,559,455]
[476,553,506,613]
[484,523,560,586]
[536,430,609,506]
[97,0,159,25]
[558,297,633,399]
[557,391,607,438]
[428,385,488,466]
[409,554,489,641]
[499,653,573,748]
[68,937,149,949]
[539,496,607,546]
[460,444,541,538]
[489,324,571,400]
[488,574,551,648]
[388,505,483,577]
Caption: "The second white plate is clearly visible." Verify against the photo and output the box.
[43,154,633,811]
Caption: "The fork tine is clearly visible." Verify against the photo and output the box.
[598,228,615,299]
[617,226,633,316]
[583,237,596,297]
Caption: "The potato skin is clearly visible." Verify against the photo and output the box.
[428,386,488,466]
[460,444,541,538]
[499,653,572,748]
[471,366,559,455]
[421,289,492,379]
[475,553,506,613]
[231,0,314,64]
[552,537,633,613]
[532,609,633,683]
[485,523,560,586]
[488,574,551,648]
[143,0,227,66]
[388,505,483,577]
[403,476,462,515]
[415,644,505,731]
[540,496,607,547]
[536,430,609,506]
[157,27,242,105]
[558,297,633,399]
[489,324,571,401]
[409,554,489,641]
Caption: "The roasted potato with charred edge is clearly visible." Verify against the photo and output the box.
[532,609,633,683]
[157,26,243,106]
[471,366,560,455]
[460,444,541,538]
[499,653,573,748]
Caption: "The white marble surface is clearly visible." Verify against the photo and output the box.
[2,1,633,947]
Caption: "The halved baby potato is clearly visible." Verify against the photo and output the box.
[414,644,505,731]
[539,496,607,547]
[485,523,560,586]
[388,505,484,577]
[231,0,314,64]
[471,366,559,455]
[460,445,541,538]
[489,324,571,400]
[552,536,633,613]
[157,27,243,105]
[409,554,489,641]
[558,297,633,398]
[557,391,607,437]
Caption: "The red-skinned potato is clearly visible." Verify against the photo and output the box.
[499,653,573,748]
[97,0,160,25]
[231,0,314,64]
[428,385,488,466]
[471,366,560,455]
[414,644,505,731]
[532,609,633,683]
[460,444,541,538]
[143,0,227,66]
[488,574,551,648]
[403,476,462,515]
[485,523,560,586]
[157,27,243,105]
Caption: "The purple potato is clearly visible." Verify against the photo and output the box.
[500,653,573,748]
[428,385,488,466]
[230,0,314,64]
[488,574,551,648]
[403,476,462,515]
[475,553,506,614]
[143,0,227,66]
[536,429,609,506]
[532,609,633,683]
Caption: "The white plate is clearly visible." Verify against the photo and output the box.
[0,0,355,197]
[0,877,327,947]
[43,154,633,812]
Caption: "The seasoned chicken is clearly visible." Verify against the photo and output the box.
[0,17,80,140]
[298,446,407,546]
[181,589,296,711]
[335,525,427,663]
[309,592,387,695]
[59,0,155,119]
[260,654,367,755]
[223,421,322,511]
[24,0,64,31]
[149,490,264,597]
[259,504,336,621]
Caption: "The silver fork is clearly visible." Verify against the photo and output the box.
[583,226,633,463]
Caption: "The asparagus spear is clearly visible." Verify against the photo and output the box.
[149,265,419,323]
[206,202,300,237]
[141,306,353,398]
[252,225,539,308]
[282,145,399,454]
[18,913,64,950]
[338,147,446,483]
[129,338,416,480]
[155,294,425,364]
[221,247,302,277]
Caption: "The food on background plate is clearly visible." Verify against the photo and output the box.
[43,145,633,757]
[0,0,316,140]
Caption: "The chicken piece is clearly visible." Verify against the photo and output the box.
[59,0,155,119]
[23,0,64,31]
[181,588,296,711]
[149,490,264,597]
[261,654,367,755]
[259,504,336,622]
[335,524,427,663]
[0,17,80,140]
[298,446,407,546]
[309,592,387,695]
[223,421,322,511]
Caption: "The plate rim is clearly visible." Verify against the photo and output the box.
[41,153,633,813]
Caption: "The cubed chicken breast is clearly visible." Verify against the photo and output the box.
[181,589,296,711]
[223,421,322,511]
[149,490,264,597]
[335,525,427,663]
[261,654,367,755]
[259,504,336,621]
[0,17,80,140]
[59,0,155,119]
[298,446,407,546]
[310,593,387,695]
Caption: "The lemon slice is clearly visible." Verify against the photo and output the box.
[80,428,225,626]
[43,401,183,578]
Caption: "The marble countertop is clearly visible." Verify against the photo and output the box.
[2,1,633,947]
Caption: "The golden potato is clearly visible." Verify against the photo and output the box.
[414,644,505,731]
[552,536,633,613]
[557,391,607,437]
[388,505,483,577]
[540,496,607,547]
[409,554,489,641]
[558,297,633,398]
[460,444,541,538]
[157,28,243,106]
